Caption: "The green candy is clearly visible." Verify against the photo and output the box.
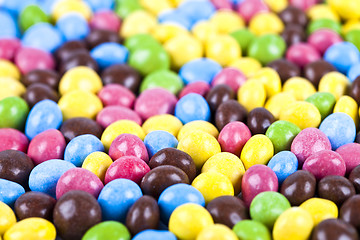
[140,69,184,94]
[346,29,360,52]
[230,28,255,54]
[0,96,29,130]
[248,34,286,65]
[266,120,301,153]
[82,221,131,240]
[124,34,161,53]
[233,220,271,240]
[250,192,291,229]
[305,92,336,120]
[115,0,142,18]
[307,18,341,35]
[19,5,50,31]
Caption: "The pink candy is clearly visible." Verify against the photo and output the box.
[286,43,321,68]
[15,47,55,74]
[289,0,318,11]
[308,29,343,55]
[98,84,136,108]
[212,68,246,92]
[0,38,21,61]
[0,128,29,153]
[218,121,251,156]
[211,0,233,10]
[237,0,269,23]
[96,106,142,128]
[108,133,149,162]
[179,81,211,99]
[336,143,360,175]
[90,10,121,32]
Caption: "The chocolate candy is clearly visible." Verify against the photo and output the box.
[340,195,360,232]
[86,29,121,49]
[205,84,235,113]
[14,191,56,220]
[279,6,308,26]
[247,107,275,135]
[60,117,103,143]
[312,219,358,240]
[101,64,142,93]
[23,83,59,108]
[215,99,247,130]
[140,165,189,199]
[126,196,160,236]
[303,60,336,87]
[280,170,316,206]
[318,175,355,206]
[281,24,306,46]
[58,51,99,75]
[267,59,301,83]
[21,69,60,89]
[54,40,88,62]
[349,165,360,193]
[53,190,102,240]
[206,196,248,228]
[349,76,360,105]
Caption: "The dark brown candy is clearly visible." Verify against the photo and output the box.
[23,83,59,108]
[53,190,102,240]
[280,170,316,206]
[247,107,275,135]
[206,196,249,228]
[21,69,60,90]
[356,132,360,144]
[86,29,121,49]
[349,76,360,105]
[318,175,355,206]
[279,6,308,27]
[215,100,247,130]
[267,59,301,83]
[58,51,99,75]
[0,150,34,187]
[140,165,189,199]
[60,117,103,143]
[125,196,160,236]
[311,219,359,240]
[14,191,56,220]
[281,24,306,47]
[149,148,196,182]
[349,165,360,193]
[101,64,142,93]
[54,40,88,62]
[303,60,336,87]
[340,195,360,231]
[206,84,235,113]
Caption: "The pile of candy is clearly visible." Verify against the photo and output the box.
[1,0,360,239]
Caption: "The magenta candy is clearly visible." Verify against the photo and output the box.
[134,88,177,121]
[104,155,150,185]
[108,133,149,162]
[308,29,343,55]
[286,43,321,68]
[178,81,211,99]
[289,0,317,11]
[336,143,360,175]
[98,84,136,108]
[0,128,29,153]
[212,68,247,92]
[241,165,278,207]
[237,0,269,23]
[15,47,55,74]
[303,150,346,181]
[211,0,232,10]
[291,128,332,166]
[0,38,21,61]
[96,106,142,128]
[218,121,251,156]
[27,129,66,165]
[56,168,104,199]
[90,10,121,32]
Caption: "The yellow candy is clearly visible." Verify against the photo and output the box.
[237,79,266,112]
[192,21,218,43]
[120,10,157,38]
[229,57,262,78]
[58,90,103,120]
[0,202,16,235]
[210,10,245,34]
[318,72,349,100]
[177,120,219,141]
[82,151,113,182]
[169,203,214,240]
[334,96,359,126]
[342,19,360,35]
[240,134,274,169]
[264,0,288,13]
[280,101,321,129]
[52,0,92,21]
[152,23,189,43]
[282,77,316,101]
[140,0,172,15]
[249,12,284,36]
[273,207,313,240]
[202,152,245,194]
[196,224,238,240]
[299,198,338,226]
[307,4,340,22]
[169,0,186,7]
[0,60,20,80]
[142,114,183,136]
[265,92,297,119]
[164,34,203,69]
[101,120,145,151]
[4,218,56,240]
[177,130,221,169]
[249,67,281,97]
[328,0,360,20]
[59,66,103,95]
[0,78,26,100]
[192,172,234,204]
[206,35,241,66]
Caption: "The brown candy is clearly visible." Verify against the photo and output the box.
[356,132,360,144]
[206,84,235,113]
[101,64,142,93]
[53,190,102,240]
[125,196,160,236]
[140,165,189,199]
[281,24,306,47]
[318,175,355,206]
[206,196,249,228]
[215,100,247,130]
[247,107,275,135]
[60,117,103,143]
[23,83,59,108]
[54,40,88,62]
[21,69,60,90]
[58,51,99,75]
[267,59,301,83]
[280,170,316,206]
[311,219,359,240]
[349,76,360,105]
[303,60,336,87]
[279,6,308,27]
[349,165,360,193]
[14,191,56,220]
[86,29,121,49]
[149,148,197,182]
[340,195,360,232]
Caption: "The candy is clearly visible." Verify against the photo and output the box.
[339,195,360,231]
[232,220,271,240]
[266,120,301,153]
[23,83,59,108]
[0,60,20,80]
[324,42,360,74]
[303,60,336,87]
[210,10,244,34]
[305,92,336,120]
[237,80,266,112]
[312,219,359,240]
[15,47,55,74]
[22,24,63,52]
[249,12,284,36]
[142,114,183,136]
[280,101,321,129]
[90,43,129,70]
[140,70,184,95]
[0,179,25,207]
[0,10,19,38]
[82,152,113,182]
[83,221,131,240]
[153,23,190,44]
[0,77,26,100]
[0,97,29,130]
[240,135,274,169]
[0,128,29,152]
[308,29,342,55]
[197,224,238,240]
[282,77,316,101]
[108,133,148,162]
[348,63,360,82]
[97,106,142,128]
[85,29,121,50]
[215,100,247,130]
[218,121,251,156]
[279,6,308,26]
[267,151,298,183]
[133,230,176,240]
[300,198,338,225]
[267,59,300,83]
[248,34,286,65]
[179,58,222,85]
[286,43,321,68]
[336,143,360,175]
[237,0,269,23]
[57,14,89,41]
[349,77,360,104]
[158,11,192,30]
[60,117,103,143]
[206,35,241,67]
[98,84,135,108]
[211,68,246,92]
[264,93,296,119]
[346,29,360,52]
[334,96,358,125]
[307,19,341,35]
[281,25,306,47]
[52,0,92,21]
[144,131,178,158]
[230,29,255,55]
[89,11,121,32]
[0,38,21,61]
[229,57,262,78]
[0,201,16,235]
[318,175,355,206]
[14,192,55,220]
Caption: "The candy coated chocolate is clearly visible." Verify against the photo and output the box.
[54,40,88,62]
[279,6,308,26]
[58,51,99,75]
[311,219,358,240]
[303,60,336,87]
[205,84,235,113]
[318,175,355,206]
[0,128,29,153]
[349,165,360,193]
[101,64,142,93]
[340,195,360,232]
[60,117,103,143]
[267,59,300,83]
[247,107,275,135]
[21,69,60,89]
[349,76,360,105]
[109,133,148,162]
[86,29,121,49]
[23,83,59,108]
[281,25,306,46]
[215,100,247,130]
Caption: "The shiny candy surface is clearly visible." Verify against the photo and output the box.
[300,198,338,225]
[4,218,56,240]
[108,133,148,162]
[240,135,274,169]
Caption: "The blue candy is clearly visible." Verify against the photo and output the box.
[0,10,20,38]
[0,179,25,207]
[84,0,114,12]
[56,14,89,41]
[144,131,178,158]
[28,159,76,198]
[324,42,360,74]
[98,178,143,221]
[90,42,129,69]
[158,183,205,223]
[347,62,360,82]
[158,10,192,30]
[177,0,215,24]
[267,151,298,183]
[25,100,63,140]
[179,58,222,85]
[319,112,356,150]
[64,134,104,167]
[175,93,211,124]
[133,230,177,240]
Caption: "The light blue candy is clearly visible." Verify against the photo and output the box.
[84,0,114,12]
[144,131,178,158]
[25,99,63,140]
[319,112,356,150]
[179,58,222,85]
[98,178,143,222]
[324,42,360,74]
[158,10,192,30]
[64,134,104,167]
[348,62,360,82]
[0,0,23,15]
[158,183,205,223]
[267,151,298,184]
[175,93,211,124]
[178,0,215,24]
[0,10,20,38]
[28,159,76,198]
[0,178,25,207]
[90,42,129,69]
[56,14,89,41]
[133,230,177,240]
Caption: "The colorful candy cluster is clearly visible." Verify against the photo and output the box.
[1,0,360,239]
